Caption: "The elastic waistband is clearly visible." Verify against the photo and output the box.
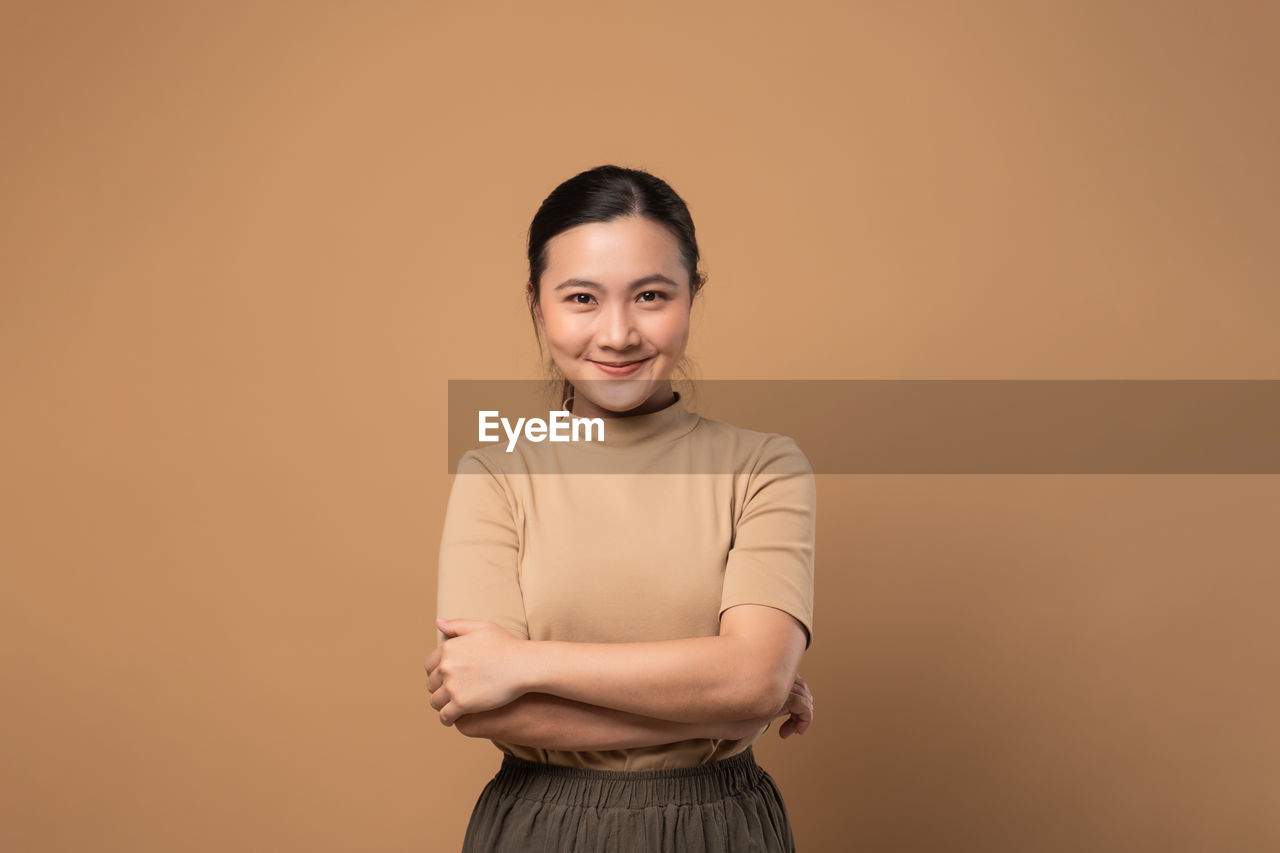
[488,747,767,809]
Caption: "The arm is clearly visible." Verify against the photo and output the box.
[453,692,773,751]
[428,609,799,725]
[435,450,529,643]
[511,603,808,723]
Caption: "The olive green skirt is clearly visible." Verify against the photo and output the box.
[460,746,796,852]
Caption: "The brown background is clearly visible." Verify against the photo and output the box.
[2,1,1277,851]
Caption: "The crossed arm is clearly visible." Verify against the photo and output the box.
[424,603,815,751]
[431,442,817,752]
[442,693,766,751]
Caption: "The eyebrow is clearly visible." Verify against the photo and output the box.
[553,274,681,292]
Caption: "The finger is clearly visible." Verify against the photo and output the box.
[425,647,442,673]
[429,686,450,712]
[439,701,463,727]
[786,692,812,724]
[427,670,442,693]
[438,618,491,636]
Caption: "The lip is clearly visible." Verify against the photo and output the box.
[588,357,652,376]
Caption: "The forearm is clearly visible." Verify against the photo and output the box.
[520,635,786,723]
[455,692,768,751]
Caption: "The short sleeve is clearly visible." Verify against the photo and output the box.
[436,450,528,645]
[719,435,816,650]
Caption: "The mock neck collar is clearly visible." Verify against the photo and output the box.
[568,391,701,450]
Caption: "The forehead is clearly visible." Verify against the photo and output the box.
[543,216,684,283]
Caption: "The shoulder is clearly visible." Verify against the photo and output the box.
[454,444,544,478]
[454,446,502,476]
[450,448,523,499]
[688,415,813,477]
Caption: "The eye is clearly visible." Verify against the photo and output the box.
[568,293,596,305]
[637,291,667,303]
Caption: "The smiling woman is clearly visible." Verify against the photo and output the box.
[429,165,816,853]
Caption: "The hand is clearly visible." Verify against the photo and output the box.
[724,673,815,741]
[425,618,529,726]
[775,673,814,739]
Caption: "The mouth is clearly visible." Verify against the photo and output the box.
[588,357,652,376]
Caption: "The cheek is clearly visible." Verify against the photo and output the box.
[545,324,601,367]
[648,312,691,353]
[541,310,586,348]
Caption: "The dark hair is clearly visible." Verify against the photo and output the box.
[525,164,707,406]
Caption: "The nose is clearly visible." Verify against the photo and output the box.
[594,301,642,352]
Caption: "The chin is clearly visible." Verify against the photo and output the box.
[584,394,649,414]
[574,382,656,414]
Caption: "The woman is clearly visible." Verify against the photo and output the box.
[427,164,816,852]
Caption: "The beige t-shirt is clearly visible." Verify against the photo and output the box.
[436,392,816,770]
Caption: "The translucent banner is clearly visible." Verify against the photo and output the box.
[446,380,1280,474]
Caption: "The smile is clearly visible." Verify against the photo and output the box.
[588,358,652,376]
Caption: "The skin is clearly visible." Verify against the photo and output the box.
[427,214,815,750]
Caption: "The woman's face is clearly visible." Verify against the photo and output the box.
[531,215,693,418]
